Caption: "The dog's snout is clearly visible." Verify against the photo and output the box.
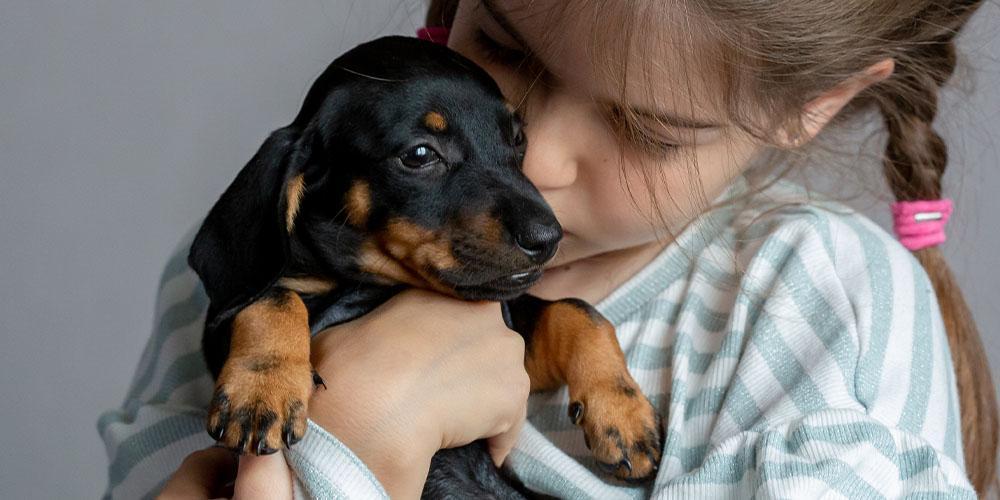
[515,221,562,264]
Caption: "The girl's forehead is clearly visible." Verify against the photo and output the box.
[484,0,728,126]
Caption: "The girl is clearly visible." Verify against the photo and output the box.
[100,0,997,498]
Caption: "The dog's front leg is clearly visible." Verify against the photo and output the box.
[207,288,319,455]
[507,296,663,482]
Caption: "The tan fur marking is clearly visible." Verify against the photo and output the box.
[208,290,314,453]
[424,111,448,132]
[353,219,458,293]
[229,292,310,359]
[345,181,370,227]
[285,174,306,233]
[412,240,458,270]
[523,302,619,391]
[357,240,424,287]
[278,276,337,295]
[523,301,661,480]
[470,213,504,244]
[382,218,458,271]
[385,218,432,246]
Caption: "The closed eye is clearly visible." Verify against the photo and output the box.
[608,107,682,159]
[475,29,529,66]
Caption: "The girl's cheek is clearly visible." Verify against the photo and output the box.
[598,141,751,242]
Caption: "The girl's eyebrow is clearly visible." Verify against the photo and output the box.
[481,0,722,131]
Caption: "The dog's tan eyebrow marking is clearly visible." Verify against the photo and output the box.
[345,180,370,227]
[277,276,337,295]
[285,174,306,233]
[424,111,448,132]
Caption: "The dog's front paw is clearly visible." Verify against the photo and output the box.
[570,375,663,482]
[206,356,318,455]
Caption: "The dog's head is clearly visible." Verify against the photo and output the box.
[190,36,561,324]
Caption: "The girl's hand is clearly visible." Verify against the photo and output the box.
[309,288,531,499]
[157,447,293,500]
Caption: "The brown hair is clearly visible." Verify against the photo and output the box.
[427,0,996,492]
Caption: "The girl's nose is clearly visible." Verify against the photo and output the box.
[520,92,591,191]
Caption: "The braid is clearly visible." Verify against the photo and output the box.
[874,1,997,492]
[879,35,954,201]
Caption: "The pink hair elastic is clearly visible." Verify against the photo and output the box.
[891,199,953,251]
[417,26,450,45]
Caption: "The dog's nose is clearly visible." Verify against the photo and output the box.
[515,222,562,264]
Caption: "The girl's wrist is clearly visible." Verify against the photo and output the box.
[308,323,439,498]
[308,382,437,498]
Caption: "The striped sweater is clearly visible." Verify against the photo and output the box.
[98,176,975,499]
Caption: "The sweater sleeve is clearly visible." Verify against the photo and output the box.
[652,212,974,498]
[97,230,387,499]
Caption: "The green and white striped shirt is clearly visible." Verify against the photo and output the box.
[98,177,974,499]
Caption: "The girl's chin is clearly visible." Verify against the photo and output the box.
[531,248,608,299]
[533,239,668,297]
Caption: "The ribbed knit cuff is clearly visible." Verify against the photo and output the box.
[285,419,389,500]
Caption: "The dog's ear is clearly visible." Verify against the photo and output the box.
[188,126,311,327]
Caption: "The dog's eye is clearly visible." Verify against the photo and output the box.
[399,145,442,169]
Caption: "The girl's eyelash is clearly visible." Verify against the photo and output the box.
[474,29,528,65]
[608,107,681,158]
[636,137,681,157]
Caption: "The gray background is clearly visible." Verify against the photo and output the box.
[0,1,996,498]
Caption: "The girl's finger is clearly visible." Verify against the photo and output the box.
[157,447,236,499]
[232,452,295,500]
[486,406,527,468]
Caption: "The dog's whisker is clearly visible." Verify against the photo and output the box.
[333,65,404,83]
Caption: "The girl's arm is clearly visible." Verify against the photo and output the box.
[301,289,529,499]
[98,236,223,499]
[96,234,376,499]
[98,233,529,499]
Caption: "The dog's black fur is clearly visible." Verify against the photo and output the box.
[189,36,660,498]
[190,36,564,498]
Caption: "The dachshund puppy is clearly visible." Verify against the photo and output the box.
[188,36,662,497]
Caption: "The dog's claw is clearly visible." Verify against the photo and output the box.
[235,426,250,455]
[256,438,277,456]
[208,421,226,441]
[282,420,301,448]
[569,401,584,425]
[619,458,633,476]
[207,389,231,443]
[598,458,634,477]
[312,370,327,390]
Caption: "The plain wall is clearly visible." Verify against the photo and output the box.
[0,1,996,498]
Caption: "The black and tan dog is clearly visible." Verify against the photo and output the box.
[189,36,662,497]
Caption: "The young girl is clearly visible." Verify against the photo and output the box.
[99,0,997,498]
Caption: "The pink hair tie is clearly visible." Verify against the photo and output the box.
[891,199,953,251]
[416,26,450,45]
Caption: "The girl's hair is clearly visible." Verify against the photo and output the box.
[426,0,997,492]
